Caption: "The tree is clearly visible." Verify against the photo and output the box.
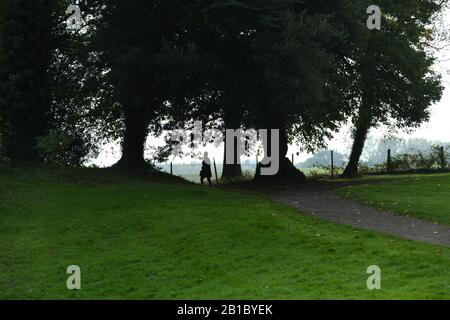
[249,1,350,180]
[342,0,444,177]
[203,1,261,179]
[0,0,64,161]
[174,1,351,181]
[168,0,262,180]
[86,1,203,170]
[83,1,354,178]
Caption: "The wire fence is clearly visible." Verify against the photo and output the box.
[302,145,450,178]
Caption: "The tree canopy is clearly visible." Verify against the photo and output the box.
[0,0,65,161]
[342,0,444,177]
[0,0,446,181]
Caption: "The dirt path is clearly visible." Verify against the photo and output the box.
[268,183,450,247]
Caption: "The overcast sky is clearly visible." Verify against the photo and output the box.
[92,9,450,166]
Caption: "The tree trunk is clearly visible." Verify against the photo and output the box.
[342,105,372,178]
[115,107,149,170]
[221,118,242,180]
[255,127,305,181]
[222,138,243,179]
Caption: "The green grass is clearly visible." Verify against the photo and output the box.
[0,165,449,299]
[335,173,450,225]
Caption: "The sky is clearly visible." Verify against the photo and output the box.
[91,8,450,167]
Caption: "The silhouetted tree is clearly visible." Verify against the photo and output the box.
[0,0,65,161]
[86,1,204,170]
[342,0,444,177]
[251,1,351,180]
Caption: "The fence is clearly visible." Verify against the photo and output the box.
[298,145,450,178]
[161,146,450,180]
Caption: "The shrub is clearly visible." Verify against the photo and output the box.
[37,130,98,166]
[386,145,448,172]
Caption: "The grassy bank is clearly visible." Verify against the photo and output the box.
[336,173,450,225]
[0,165,449,299]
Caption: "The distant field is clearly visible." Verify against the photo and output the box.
[159,163,255,183]
[158,164,329,182]
[336,173,450,225]
[0,165,449,299]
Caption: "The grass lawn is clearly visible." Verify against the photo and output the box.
[0,165,449,299]
[335,173,450,226]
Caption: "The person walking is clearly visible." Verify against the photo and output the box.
[200,152,213,186]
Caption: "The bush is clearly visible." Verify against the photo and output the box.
[37,131,98,167]
[387,145,448,172]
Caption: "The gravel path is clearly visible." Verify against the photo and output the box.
[269,184,450,247]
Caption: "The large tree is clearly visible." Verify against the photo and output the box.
[160,1,262,180]
[198,1,260,179]
[342,0,444,177]
[86,1,203,169]
[249,1,350,180]
[178,0,350,180]
[0,0,64,161]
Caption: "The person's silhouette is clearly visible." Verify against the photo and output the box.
[200,152,212,186]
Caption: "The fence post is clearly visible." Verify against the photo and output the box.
[387,149,392,173]
[170,162,173,175]
[331,150,334,178]
[213,158,219,185]
[292,154,294,165]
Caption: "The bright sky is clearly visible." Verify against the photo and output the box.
[91,9,450,167]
